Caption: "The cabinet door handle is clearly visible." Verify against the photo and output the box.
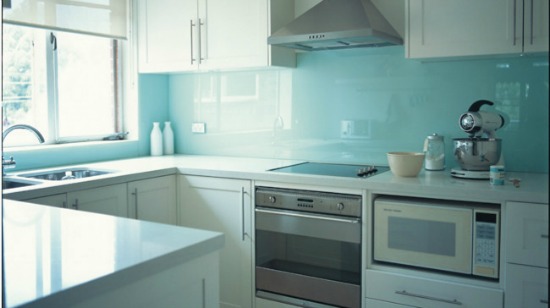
[395,290,463,305]
[241,187,246,241]
[72,199,79,210]
[542,234,549,239]
[132,188,139,218]
[541,299,549,304]
[198,18,204,63]
[512,0,517,46]
[190,19,196,64]
[529,0,534,45]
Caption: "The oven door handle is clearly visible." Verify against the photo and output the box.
[255,207,361,243]
[255,207,360,224]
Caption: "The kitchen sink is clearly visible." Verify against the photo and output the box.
[18,167,114,181]
[2,177,42,189]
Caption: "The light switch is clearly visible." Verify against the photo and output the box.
[192,122,206,134]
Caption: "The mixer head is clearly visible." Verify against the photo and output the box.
[459,100,505,138]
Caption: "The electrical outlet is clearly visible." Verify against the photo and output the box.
[192,122,206,134]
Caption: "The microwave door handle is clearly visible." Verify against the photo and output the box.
[395,290,463,306]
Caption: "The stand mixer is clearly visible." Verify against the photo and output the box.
[451,100,505,179]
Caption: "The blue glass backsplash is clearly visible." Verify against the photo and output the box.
[164,46,548,173]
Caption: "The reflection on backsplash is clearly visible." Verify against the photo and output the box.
[190,70,292,134]
[166,46,549,172]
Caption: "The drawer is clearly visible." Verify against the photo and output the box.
[365,270,503,308]
[365,298,414,307]
[506,202,549,267]
[505,264,548,308]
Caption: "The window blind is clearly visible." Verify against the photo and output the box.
[2,0,128,39]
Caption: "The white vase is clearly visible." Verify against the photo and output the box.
[163,121,174,155]
[150,122,163,156]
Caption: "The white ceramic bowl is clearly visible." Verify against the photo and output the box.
[387,152,425,177]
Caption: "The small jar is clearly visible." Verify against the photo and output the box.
[424,133,445,170]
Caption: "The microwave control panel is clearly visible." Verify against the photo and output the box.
[473,209,500,278]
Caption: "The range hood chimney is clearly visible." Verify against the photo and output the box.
[268,0,402,51]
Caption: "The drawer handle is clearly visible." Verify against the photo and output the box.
[395,290,463,306]
[72,198,79,210]
[541,299,549,304]
[541,234,549,239]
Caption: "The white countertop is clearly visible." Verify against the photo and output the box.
[2,154,548,306]
[2,200,224,308]
[4,154,548,204]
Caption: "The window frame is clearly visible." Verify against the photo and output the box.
[2,24,127,147]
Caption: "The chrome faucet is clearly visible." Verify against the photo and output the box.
[3,124,45,143]
[2,124,46,174]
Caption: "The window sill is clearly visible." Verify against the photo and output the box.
[2,139,141,172]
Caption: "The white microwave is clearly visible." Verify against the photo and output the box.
[374,197,500,279]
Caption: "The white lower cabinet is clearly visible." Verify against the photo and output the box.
[365,270,503,308]
[26,184,128,217]
[364,298,413,307]
[179,175,253,308]
[127,175,177,225]
[506,202,549,267]
[505,202,549,307]
[23,176,177,224]
[506,264,548,308]
[255,298,292,308]
[25,193,67,208]
[67,184,128,217]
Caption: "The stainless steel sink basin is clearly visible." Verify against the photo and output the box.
[2,177,42,189]
[18,167,114,181]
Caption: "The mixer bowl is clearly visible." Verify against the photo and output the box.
[453,138,501,171]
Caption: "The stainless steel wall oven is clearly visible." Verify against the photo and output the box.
[255,186,362,308]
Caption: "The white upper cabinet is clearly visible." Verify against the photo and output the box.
[138,0,197,72]
[524,0,550,53]
[137,0,296,73]
[406,0,549,59]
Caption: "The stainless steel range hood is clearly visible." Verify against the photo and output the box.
[268,0,402,51]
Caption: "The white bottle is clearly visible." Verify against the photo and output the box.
[150,122,163,156]
[163,121,174,155]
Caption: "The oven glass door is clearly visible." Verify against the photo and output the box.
[374,198,473,274]
[255,208,361,308]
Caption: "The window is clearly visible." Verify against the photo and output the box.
[2,24,123,147]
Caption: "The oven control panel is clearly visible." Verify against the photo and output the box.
[255,187,362,217]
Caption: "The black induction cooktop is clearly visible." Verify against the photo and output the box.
[269,162,389,178]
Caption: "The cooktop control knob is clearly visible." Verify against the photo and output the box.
[336,202,345,211]
[268,196,277,203]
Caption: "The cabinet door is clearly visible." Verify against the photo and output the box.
[25,194,67,208]
[138,0,198,72]
[524,0,550,52]
[506,264,549,308]
[506,202,549,267]
[199,0,269,70]
[128,175,177,225]
[68,184,128,217]
[406,0,522,58]
[179,175,253,308]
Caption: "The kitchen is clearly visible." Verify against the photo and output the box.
[2,0,549,307]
